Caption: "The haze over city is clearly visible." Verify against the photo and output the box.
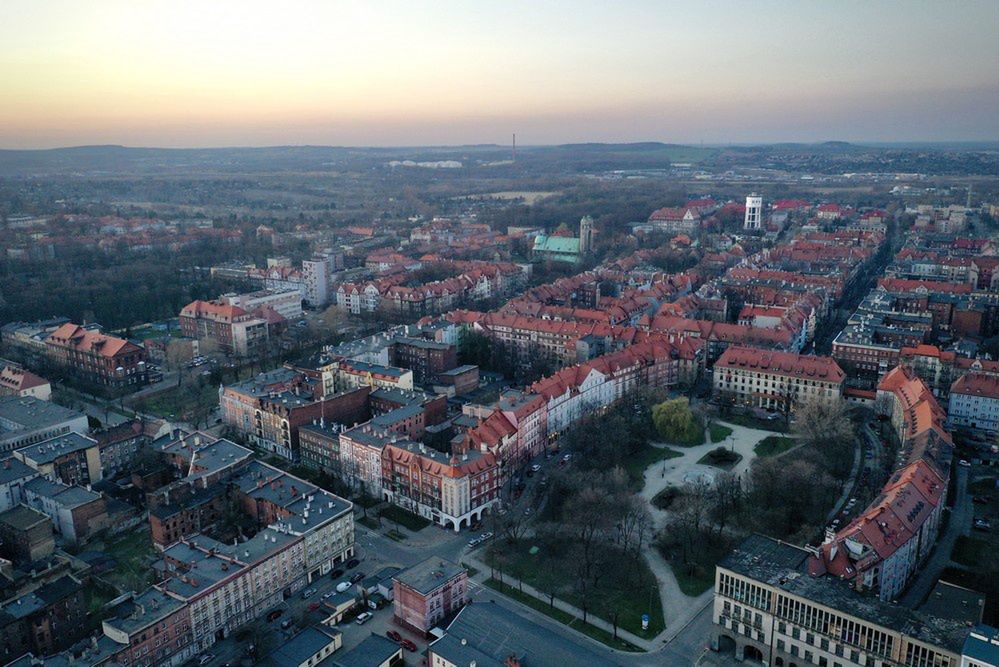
[2,0,999,148]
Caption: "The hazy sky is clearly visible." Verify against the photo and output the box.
[2,0,998,148]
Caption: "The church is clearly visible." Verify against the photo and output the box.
[532,215,593,264]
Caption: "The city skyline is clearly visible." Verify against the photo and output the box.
[2,0,999,149]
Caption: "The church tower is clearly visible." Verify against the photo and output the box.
[579,215,594,254]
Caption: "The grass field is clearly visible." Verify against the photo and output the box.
[132,381,217,420]
[486,540,665,638]
[484,579,642,652]
[754,435,797,457]
[379,505,431,531]
[697,447,742,469]
[952,536,990,567]
[709,423,733,443]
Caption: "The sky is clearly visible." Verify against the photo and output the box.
[1,0,998,149]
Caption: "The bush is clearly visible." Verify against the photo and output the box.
[652,397,704,446]
[709,423,733,443]
[698,446,741,468]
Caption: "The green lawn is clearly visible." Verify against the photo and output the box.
[379,505,431,532]
[624,444,683,487]
[102,529,157,591]
[484,579,642,652]
[132,382,217,420]
[720,412,787,433]
[357,516,380,530]
[709,423,733,444]
[486,540,665,637]
[952,536,990,567]
[672,564,715,596]
[754,436,797,457]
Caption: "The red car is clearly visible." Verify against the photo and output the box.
[400,639,417,652]
[386,630,402,642]
[307,602,320,612]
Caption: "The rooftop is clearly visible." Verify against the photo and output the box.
[0,396,85,437]
[394,557,466,595]
[15,432,97,464]
[262,625,341,667]
[328,634,400,667]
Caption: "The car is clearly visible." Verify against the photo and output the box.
[308,602,321,612]
[350,572,365,584]
[974,519,992,531]
[480,531,493,541]
[958,459,972,467]
[355,612,373,625]
[301,588,316,599]
[387,630,402,642]
[322,591,333,600]
[973,496,989,505]
[523,507,532,516]
[267,609,284,622]
[281,619,294,630]
[336,582,353,593]
[346,558,361,569]
[467,538,480,548]
[198,655,215,666]
[400,639,418,652]
[331,568,344,579]
[530,464,542,473]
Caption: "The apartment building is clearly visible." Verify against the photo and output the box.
[221,289,303,321]
[45,322,148,390]
[393,558,468,635]
[13,432,102,485]
[0,396,89,454]
[101,587,195,667]
[302,257,331,307]
[712,347,845,413]
[948,372,999,436]
[179,300,271,356]
[0,364,50,400]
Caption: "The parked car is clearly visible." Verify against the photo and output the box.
[308,602,320,612]
[530,464,542,473]
[974,518,992,531]
[336,582,353,593]
[400,639,417,652]
[301,588,316,599]
[280,619,294,630]
[266,609,284,622]
[387,630,402,642]
[959,459,972,467]
[350,572,365,584]
[198,655,214,666]
[480,532,493,541]
[467,538,481,548]
[355,612,373,625]
[346,558,361,569]
[331,568,344,579]
[973,496,989,505]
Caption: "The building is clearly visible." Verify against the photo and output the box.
[44,322,148,390]
[222,289,303,321]
[712,347,846,413]
[392,557,468,635]
[0,457,40,513]
[428,600,619,667]
[14,432,102,486]
[948,372,999,437]
[0,505,54,564]
[0,364,50,401]
[329,634,402,667]
[744,194,763,230]
[712,534,970,667]
[302,257,331,307]
[178,300,272,357]
[645,206,701,234]
[21,477,108,544]
[92,419,149,479]
[260,625,342,667]
[100,587,195,667]
[0,397,89,454]
[962,625,999,667]
[0,575,88,657]
[532,217,592,264]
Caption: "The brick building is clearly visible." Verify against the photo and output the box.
[392,558,468,635]
[44,322,147,390]
[712,347,845,413]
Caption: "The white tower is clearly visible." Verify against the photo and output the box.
[579,215,593,254]
[744,194,763,230]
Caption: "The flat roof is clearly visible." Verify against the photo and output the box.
[15,432,97,464]
[432,601,620,667]
[394,557,465,596]
[0,504,50,531]
[0,396,85,435]
[328,634,400,667]
[263,625,341,666]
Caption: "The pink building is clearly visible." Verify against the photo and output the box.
[392,557,468,635]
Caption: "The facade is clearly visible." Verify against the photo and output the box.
[92,419,149,479]
[222,289,303,321]
[0,457,40,513]
[712,347,846,413]
[948,372,999,436]
[14,432,102,486]
[21,477,108,544]
[0,505,54,564]
[178,300,271,356]
[0,365,50,401]
[744,194,763,230]
[0,575,88,658]
[712,534,969,667]
[45,322,148,390]
[392,557,468,634]
[302,257,331,307]
[100,587,195,667]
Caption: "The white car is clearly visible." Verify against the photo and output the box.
[958,459,971,467]
[467,538,480,548]
[356,612,373,625]
[530,464,542,473]
[336,582,353,593]
[198,655,214,666]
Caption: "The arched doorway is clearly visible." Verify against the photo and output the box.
[774,658,784,667]
[743,645,765,663]
[716,634,737,656]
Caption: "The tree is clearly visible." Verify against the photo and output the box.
[793,396,855,478]
[651,397,703,445]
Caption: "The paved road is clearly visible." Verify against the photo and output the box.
[900,465,971,608]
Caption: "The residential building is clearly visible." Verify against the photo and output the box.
[0,364,50,401]
[221,289,303,321]
[0,397,88,454]
[0,575,87,657]
[948,372,999,437]
[92,419,149,479]
[260,625,342,667]
[0,457,40,513]
[14,432,102,486]
[0,505,54,564]
[645,206,701,234]
[21,477,108,544]
[301,257,331,307]
[45,322,148,390]
[712,347,846,413]
[744,194,763,230]
[392,557,468,634]
[179,300,271,357]
[962,625,999,667]
[100,587,195,667]
[329,634,402,667]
